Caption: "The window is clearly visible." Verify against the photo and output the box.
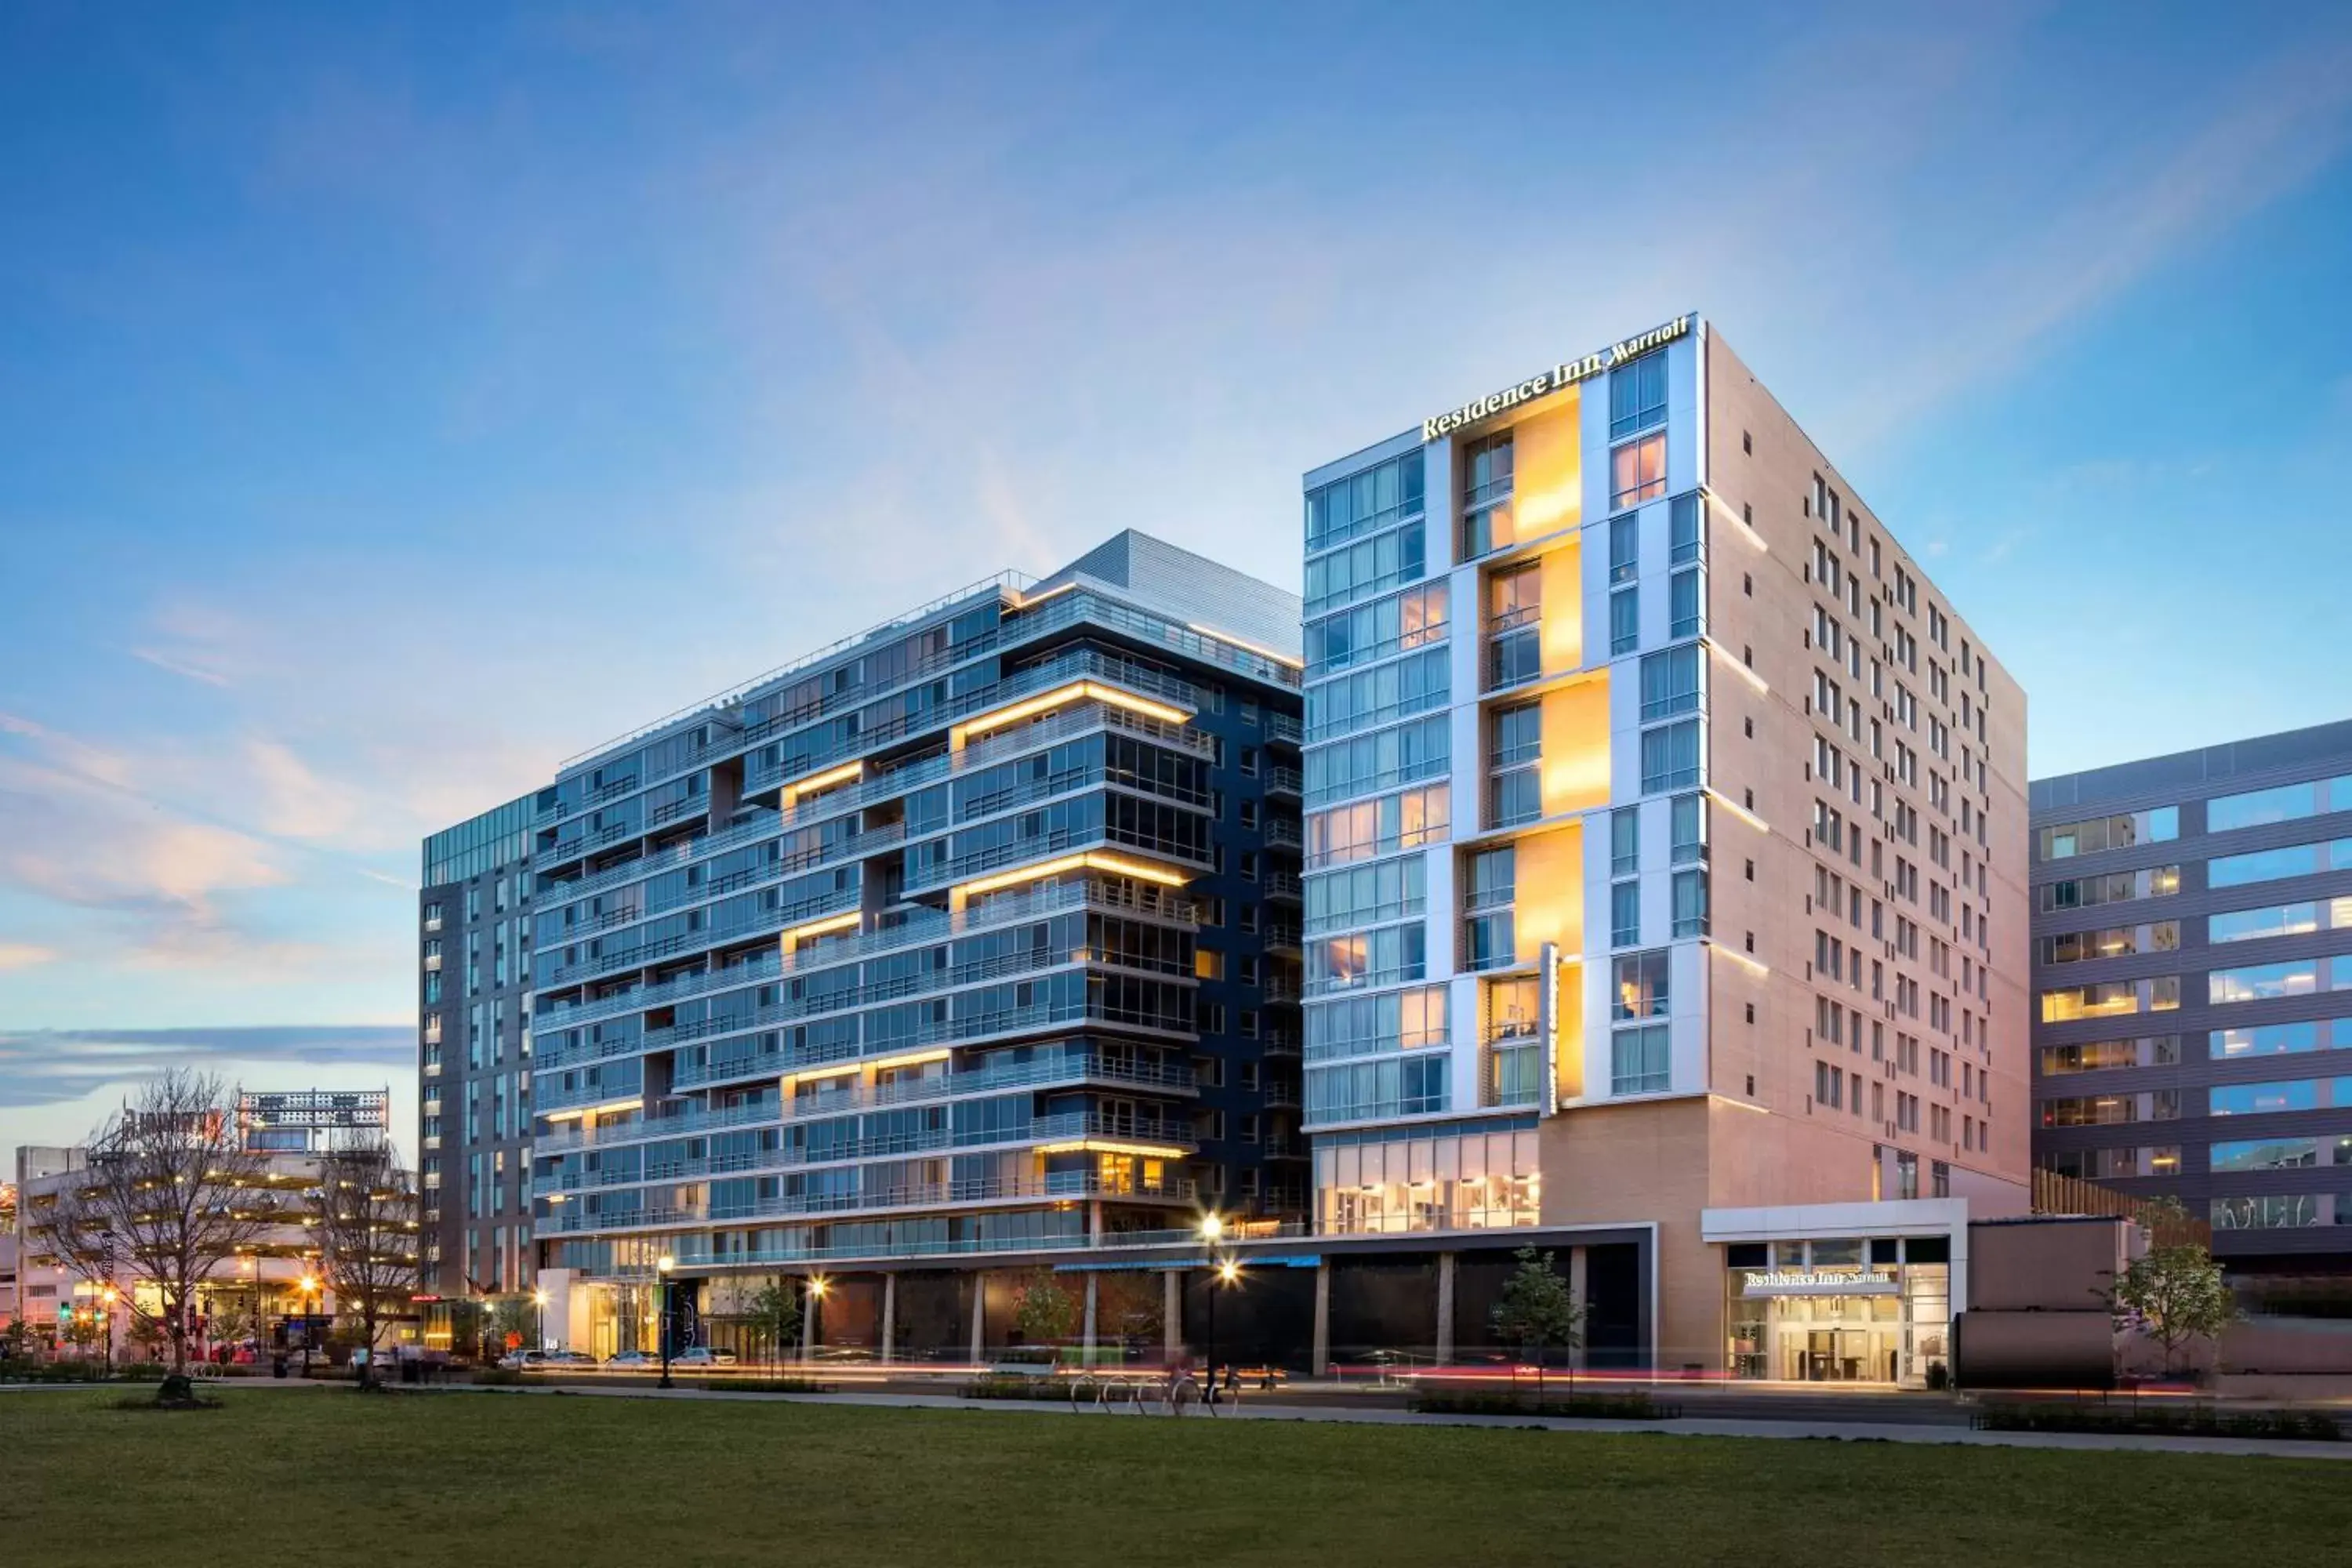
[2211,1021,2328,1058]
[1639,646,1702,721]
[1488,702,1542,829]
[2210,841,2331,887]
[1668,492,1704,565]
[1669,793,1708,866]
[2038,806,2179,861]
[2211,1138,2320,1171]
[2210,1080,2321,1116]
[1612,949,1669,1020]
[1639,720,1701,794]
[1303,521,1428,616]
[2038,866,2181,912]
[2209,960,2321,1005]
[1304,985,1447,1061]
[2039,977,2180,1022]
[2039,1036,2180,1074]
[1610,881,1640,948]
[1671,869,1708,938]
[1609,514,1639,585]
[2213,1194,2322,1230]
[1611,433,1666,510]
[2207,779,2343,833]
[1611,1023,1670,1094]
[1610,587,1639,656]
[1668,568,1703,640]
[2209,902,2331,944]
[1608,349,1668,438]
[1461,432,1515,557]
[1610,806,1640,876]
[1305,450,1426,554]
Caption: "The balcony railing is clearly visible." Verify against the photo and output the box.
[547,1170,1198,1233]
[1262,818,1303,852]
[1264,765,1303,797]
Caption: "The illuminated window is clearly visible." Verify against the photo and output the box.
[1610,433,1667,510]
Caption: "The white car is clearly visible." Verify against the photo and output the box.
[495,1349,553,1370]
[671,1346,739,1367]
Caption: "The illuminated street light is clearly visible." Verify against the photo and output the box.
[656,1256,677,1388]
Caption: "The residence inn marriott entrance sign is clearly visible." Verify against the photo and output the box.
[1725,1236,1952,1385]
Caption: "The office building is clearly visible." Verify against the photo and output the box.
[1298,313,2032,1377]
[2031,719,2352,1266]
[513,531,1306,1357]
[417,798,539,1308]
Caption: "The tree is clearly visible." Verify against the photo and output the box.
[746,1278,801,1370]
[1013,1270,1078,1348]
[1490,1245,1584,1403]
[314,1144,419,1390]
[2112,1236,2236,1378]
[25,1070,275,1374]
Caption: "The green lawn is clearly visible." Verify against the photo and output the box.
[4,1388,2349,1566]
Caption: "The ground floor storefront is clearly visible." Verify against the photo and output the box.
[1703,1200,1966,1388]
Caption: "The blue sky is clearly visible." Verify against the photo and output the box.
[3,1,2350,1153]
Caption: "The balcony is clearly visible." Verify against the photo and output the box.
[1262,818,1303,853]
[1263,872,1302,903]
[1267,712,1303,746]
[534,887,862,993]
[1264,765,1302,798]
[782,1052,1197,1119]
[546,1170,1199,1234]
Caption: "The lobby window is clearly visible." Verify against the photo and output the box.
[1611,1023,1670,1095]
[1609,349,1668,439]
[2214,1194,2323,1230]
[1461,432,1515,557]
[1640,719,1701,795]
[1611,433,1667,510]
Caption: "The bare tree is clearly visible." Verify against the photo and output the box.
[25,1069,276,1373]
[314,1143,420,1390]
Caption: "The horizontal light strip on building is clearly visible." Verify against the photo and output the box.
[949,681,1189,746]
[954,849,1191,898]
[781,759,862,807]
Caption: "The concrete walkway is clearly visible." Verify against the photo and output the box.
[490,1380,2352,1461]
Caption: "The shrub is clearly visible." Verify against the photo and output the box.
[1409,1388,1673,1421]
[1974,1403,2342,1441]
[470,1368,525,1387]
[702,1377,826,1394]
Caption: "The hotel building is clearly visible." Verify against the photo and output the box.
[2031,719,2352,1267]
[1298,313,2033,1377]
[511,532,1306,1357]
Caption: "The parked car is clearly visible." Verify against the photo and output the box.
[810,1346,878,1364]
[605,1350,655,1369]
[495,1349,553,1371]
[672,1346,739,1367]
[547,1349,601,1367]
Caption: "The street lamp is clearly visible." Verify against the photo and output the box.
[100,1285,118,1377]
[296,1273,321,1376]
[804,1276,829,1363]
[533,1288,549,1352]
[656,1256,676,1389]
[1197,1214,1240,1403]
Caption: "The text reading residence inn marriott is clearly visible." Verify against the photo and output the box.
[417,314,2031,1383]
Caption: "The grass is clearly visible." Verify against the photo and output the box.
[4,1388,2350,1566]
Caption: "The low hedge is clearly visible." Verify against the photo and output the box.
[1973,1403,2342,1440]
[1410,1388,1675,1421]
[960,1375,1067,1401]
[702,1377,826,1394]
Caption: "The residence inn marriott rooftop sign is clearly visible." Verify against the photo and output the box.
[1421,314,1692,442]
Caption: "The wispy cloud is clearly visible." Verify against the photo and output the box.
[0,1025,412,1109]
[128,645,232,687]
[0,942,57,970]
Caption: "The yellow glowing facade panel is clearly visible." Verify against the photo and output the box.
[1512,823,1584,956]
[949,681,1189,746]
[1030,1139,1192,1160]
[1537,541,1583,675]
[781,1046,951,1091]
[1538,674,1610,817]
[782,912,862,948]
[1508,391,1582,542]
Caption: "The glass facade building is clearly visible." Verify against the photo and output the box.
[2031,721,2352,1262]
[421,531,1305,1356]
